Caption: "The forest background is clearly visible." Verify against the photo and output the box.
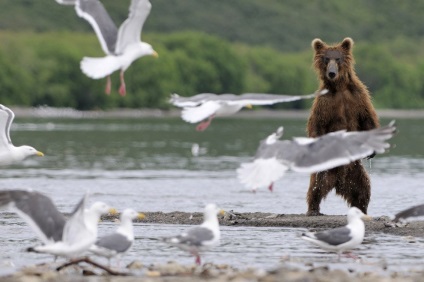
[0,0,423,110]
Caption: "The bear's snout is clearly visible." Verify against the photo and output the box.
[326,60,338,80]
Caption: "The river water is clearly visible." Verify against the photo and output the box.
[1,116,424,275]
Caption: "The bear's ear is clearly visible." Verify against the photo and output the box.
[341,37,354,52]
[312,38,325,52]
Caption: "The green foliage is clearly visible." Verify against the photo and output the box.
[1,30,424,109]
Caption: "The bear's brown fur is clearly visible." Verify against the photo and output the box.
[306,37,379,216]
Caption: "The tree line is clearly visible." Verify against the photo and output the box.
[1,31,424,110]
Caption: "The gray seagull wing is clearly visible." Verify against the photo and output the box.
[75,0,118,54]
[174,226,214,247]
[282,121,396,173]
[115,0,152,54]
[95,233,132,253]
[0,190,66,243]
[170,93,219,107]
[314,226,352,246]
[394,204,424,222]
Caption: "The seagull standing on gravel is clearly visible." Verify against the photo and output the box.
[160,204,225,265]
[90,208,145,266]
[237,121,396,192]
[301,207,372,259]
[57,0,158,96]
[170,90,328,131]
[0,105,44,166]
[0,190,110,258]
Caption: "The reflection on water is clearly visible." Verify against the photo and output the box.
[1,117,424,274]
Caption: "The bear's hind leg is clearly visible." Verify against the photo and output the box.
[338,161,371,214]
[306,170,337,216]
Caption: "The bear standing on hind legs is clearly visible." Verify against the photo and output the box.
[306,37,379,216]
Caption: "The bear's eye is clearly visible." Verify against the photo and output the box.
[335,58,341,63]
[323,57,330,64]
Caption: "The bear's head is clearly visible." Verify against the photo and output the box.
[312,37,355,85]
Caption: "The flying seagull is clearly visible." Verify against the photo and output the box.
[170,90,328,131]
[57,0,158,96]
[301,207,372,259]
[90,208,145,266]
[0,189,110,258]
[237,121,396,192]
[0,104,44,166]
[160,204,224,265]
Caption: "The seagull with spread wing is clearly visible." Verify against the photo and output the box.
[57,0,158,96]
[0,105,44,166]
[0,189,110,258]
[170,90,328,131]
[237,121,396,192]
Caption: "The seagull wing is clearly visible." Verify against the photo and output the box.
[394,204,424,222]
[94,233,132,253]
[62,194,90,245]
[55,0,77,5]
[225,93,317,106]
[181,101,221,123]
[115,0,152,54]
[169,93,218,107]
[0,190,66,243]
[75,0,118,54]
[237,140,290,190]
[287,121,396,173]
[0,105,14,149]
[310,226,352,246]
[169,226,214,247]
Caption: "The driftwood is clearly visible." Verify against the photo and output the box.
[56,257,131,276]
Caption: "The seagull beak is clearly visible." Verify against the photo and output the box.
[361,214,373,221]
[36,151,44,157]
[152,51,159,58]
[245,104,253,109]
[137,213,146,220]
[219,209,226,216]
[108,207,119,215]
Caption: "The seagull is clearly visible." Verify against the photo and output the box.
[301,207,372,259]
[170,90,328,131]
[89,208,145,266]
[0,189,110,258]
[191,143,207,157]
[237,121,396,192]
[57,0,158,96]
[160,204,224,265]
[0,104,44,166]
[393,204,424,222]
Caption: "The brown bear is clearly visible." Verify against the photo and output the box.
[306,37,379,216]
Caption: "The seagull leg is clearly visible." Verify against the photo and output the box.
[343,252,359,260]
[196,115,215,131]
[195,255,201,265]
[118,70,126,96]
[268,182,274,192]
[105,76,112,95]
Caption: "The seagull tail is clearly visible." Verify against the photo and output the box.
[237,159,287,191]
[80,56,122,79]
[301,232,317,241]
